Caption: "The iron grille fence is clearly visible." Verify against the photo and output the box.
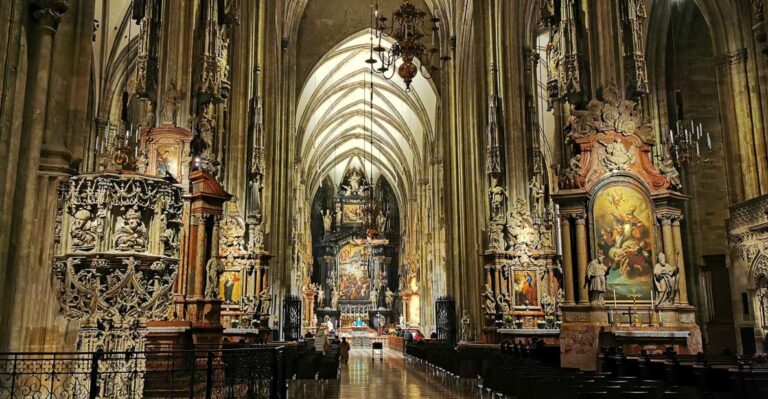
[435,296,456,346]
[283,295,302,341]
[0,346,286,399]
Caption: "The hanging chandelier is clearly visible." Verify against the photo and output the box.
[367,0,450,91]
[663,119,712,168]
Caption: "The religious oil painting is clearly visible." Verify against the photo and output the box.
[593,184,654,301]
[337,243,371,300]
[219,271,242,303]
[342,204,366,223]
[514,270,538,306]
[155,144,179,177]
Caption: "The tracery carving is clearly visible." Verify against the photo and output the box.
[620,0,649,99]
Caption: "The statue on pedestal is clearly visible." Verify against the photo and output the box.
[258,288,271,315]
[317,286,325,307]
[653,252,680,305]
[585,254,609,305]
[322,209,332,233]
[384,288,395,309]
[204,257,222,300]
[460,309,471,341]
[331,289,339,309]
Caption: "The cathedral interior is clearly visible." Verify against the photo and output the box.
[2,0,768,397]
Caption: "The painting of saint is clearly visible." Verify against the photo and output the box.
[592,184,654,300]
[514,271,538,306]
[219,271,242,303]
[155,144,179,177]
[337,244,370,300]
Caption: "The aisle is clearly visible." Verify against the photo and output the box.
[322,349,474,398]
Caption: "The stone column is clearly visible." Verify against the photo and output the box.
[193,215,208,299]
[574,214,589,304]
[659,215,675,266]
[560,215,575,304]
[672,216,689,304]
[255,266,263,295]
[494,264,502,297]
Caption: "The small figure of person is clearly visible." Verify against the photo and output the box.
[339,337,351,364]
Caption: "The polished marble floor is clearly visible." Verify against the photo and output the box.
[318,349,474,398]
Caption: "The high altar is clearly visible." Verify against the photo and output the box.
[303,167,403,334]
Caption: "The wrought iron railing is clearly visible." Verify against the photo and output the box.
[0,346,286,399]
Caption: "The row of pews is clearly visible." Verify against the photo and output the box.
[405,341,768,398]
[601,346,768,399]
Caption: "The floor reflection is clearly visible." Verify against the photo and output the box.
[319,349,473,398]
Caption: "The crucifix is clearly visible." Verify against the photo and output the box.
[627,289,643,327]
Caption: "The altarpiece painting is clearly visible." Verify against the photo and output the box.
[592,183,654,301]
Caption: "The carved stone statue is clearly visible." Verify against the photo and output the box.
[317,286,325,307]
[70,209,99,251]
[659,155,682,190]
[376,209,387,232]
[348,171,361,194]
[601,139,634,171]
[654,252,680,305]
[322,209,332,232]
[482,283,497,314]
[135,150,149,174]
[204,257,222,300]
[330,289,339,309]
[585,254,609,305]
[370,286,379,309]
[488,181,508,222]
[161,81,185,126]
[250,222,264,251]
[335,203,342,227]
[488,222,506,252]
[258,288,271,315]
[460,309,471,342]
[143,101,156,129]
[529,179,545,217]
[384,288,395,309]
[497,293,511,314]
[113,207,148,251]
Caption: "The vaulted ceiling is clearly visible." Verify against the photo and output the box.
[296,30,439,207]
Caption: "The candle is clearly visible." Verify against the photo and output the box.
[707,132,711,149]
[669,130,675,145]
[613,289,618,309]
[650,287,654,309]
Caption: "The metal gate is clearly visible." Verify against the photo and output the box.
[435,296,456,345]
[282,295,302,341]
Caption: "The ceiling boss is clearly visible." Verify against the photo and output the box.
[367,0,450,91]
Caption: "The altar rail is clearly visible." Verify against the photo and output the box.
[0,345,287,399]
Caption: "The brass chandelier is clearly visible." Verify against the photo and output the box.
[367,0,450,91]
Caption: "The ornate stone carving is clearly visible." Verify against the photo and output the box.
[620,0,649,99]
[70,209,101,251]
[566,86,653,142]
[658,154,682,190]
[53,256,177,324]
[600,139,636,172]
[114,207,148,252]
[541,0,585,105]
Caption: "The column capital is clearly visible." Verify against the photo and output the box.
[31,0,69,32]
